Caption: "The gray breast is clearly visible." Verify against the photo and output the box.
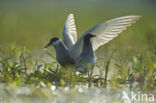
[56,51,75,66]
[75,43,96,72]
[54,42,75,67]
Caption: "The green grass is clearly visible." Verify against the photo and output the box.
[0,45,90,87]
[0,45,155,90]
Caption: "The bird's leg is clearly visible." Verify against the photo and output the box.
[82,72,84,79]
[56,64,59,74]
[87,72,90,77]
[88,67,94,87]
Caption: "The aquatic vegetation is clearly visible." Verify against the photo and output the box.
[0,46,156,103]
[0,46,155,90]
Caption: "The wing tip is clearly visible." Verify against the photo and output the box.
[121,15,141,21]
[68,13,74,17]
[130,15,141,24]
[133,15,141,20]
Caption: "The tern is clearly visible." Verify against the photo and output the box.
[75,34,96,73]
[44,14,140,69]
[44,37,75,66]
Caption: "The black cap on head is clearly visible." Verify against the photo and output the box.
[50,37,59,43]
[44,37,59,49]
[84,34,96,45]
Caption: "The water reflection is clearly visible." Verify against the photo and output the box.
[0,82,155,103]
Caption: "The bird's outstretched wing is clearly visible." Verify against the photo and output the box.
[63,13,77,49]
[70,15,141,60]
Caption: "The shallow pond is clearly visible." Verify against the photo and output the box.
[0,82,155,103]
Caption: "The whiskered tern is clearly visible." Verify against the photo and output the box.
[44,14,140,69]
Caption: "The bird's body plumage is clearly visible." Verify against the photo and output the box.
[76,37,96,72]
[69,15,141,61]
[51,39,75,66]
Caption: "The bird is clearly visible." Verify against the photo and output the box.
[44,37,75,66]
[44,14,77,67]
[44,13,141,69]
[75,34,96,73]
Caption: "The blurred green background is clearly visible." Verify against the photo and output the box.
[0,0,156,55]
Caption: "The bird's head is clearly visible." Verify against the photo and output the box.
[43,37,60,50]
[84,34,96,45]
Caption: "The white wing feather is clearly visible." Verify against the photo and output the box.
[63,13,77,49]
[90,15,141,51]
[70,15,141,60]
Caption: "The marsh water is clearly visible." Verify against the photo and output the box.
[0,82,155,103]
